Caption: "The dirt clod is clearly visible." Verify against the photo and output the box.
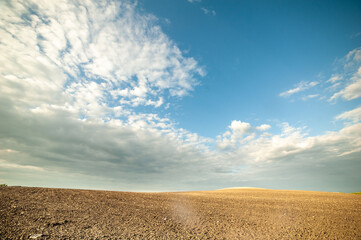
[29,233,42,239]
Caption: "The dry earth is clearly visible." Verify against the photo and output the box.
[1,186,360,239]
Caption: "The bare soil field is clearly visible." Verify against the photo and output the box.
[1,186,360,239]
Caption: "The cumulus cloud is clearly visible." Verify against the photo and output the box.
[229,121,252,135]
[217,121,272,150]
[256,124,271,131]
[218,121,361,166]
[213,119,361,192]
[279,81,318,97]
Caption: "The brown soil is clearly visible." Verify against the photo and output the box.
[1,186,360,239]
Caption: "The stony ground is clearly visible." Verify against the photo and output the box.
[1,186,360,239]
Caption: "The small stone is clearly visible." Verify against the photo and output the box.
[29,233,42,239]
[163,218,167,220]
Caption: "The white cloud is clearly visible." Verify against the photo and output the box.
[201,7,216,16]
[213,119,361,192]
[302,94,319,101]
[218,120,361,164]
[336,106,361,123]
[229,120,251,135]
[0,0,204,115]
[0,160,45,171]
[277,47,361,103]
[350,32,361,39]
[279,81,318,97]
[330,67,361,101]
[327,74,343,83]
[256,124,271,131]
[217,121,271,150]
[293,47,361,102]
[346,48,361,63]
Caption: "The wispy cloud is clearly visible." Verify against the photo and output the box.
[302,94,319,101]
[328,48,361,101]
[327,74,343,83]
[350,31,361,39]
[336,106,361,123]
[0,160,45,171]
[201,7,216,16]
[187,0,215,16]
[279,81,318,97]
[279,48,361,103]
[330,67,361,101]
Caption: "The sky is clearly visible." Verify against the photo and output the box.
[0,0,361,192]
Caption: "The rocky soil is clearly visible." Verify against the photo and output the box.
[1,186,360,239]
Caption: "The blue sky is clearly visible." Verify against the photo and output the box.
[0,0,361,192]
[141,0,361,137]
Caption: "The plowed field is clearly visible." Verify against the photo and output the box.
[1,186,360,239]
